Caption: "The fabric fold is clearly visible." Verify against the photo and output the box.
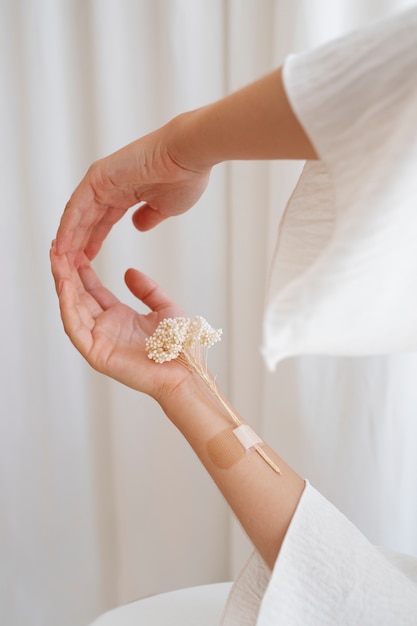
[222,483,417,625]
[263,5,417,369]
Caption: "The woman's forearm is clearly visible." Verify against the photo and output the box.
[158,373,305,570]
[169,67,318,172]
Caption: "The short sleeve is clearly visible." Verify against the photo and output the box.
[262,6,417,369]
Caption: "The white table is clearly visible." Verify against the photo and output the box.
[90,582,233,626]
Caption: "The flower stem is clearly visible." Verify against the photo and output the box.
[178,349,282,474]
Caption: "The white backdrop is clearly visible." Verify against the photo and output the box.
[1,2,416,625]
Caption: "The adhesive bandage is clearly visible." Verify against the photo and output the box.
[233,424,263,449]
[146,317,281,474]
[207,424,281,474]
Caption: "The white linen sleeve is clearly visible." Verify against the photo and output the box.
[222,483,417,626]
[262,6,417,369]
[258,483,417,625]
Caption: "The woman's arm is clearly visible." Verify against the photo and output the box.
[168,67,317,171]
[159,373,304,570]
[56,68,316,261]
[51,248,304,570]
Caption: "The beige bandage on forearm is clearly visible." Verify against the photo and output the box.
[207,424,282,473]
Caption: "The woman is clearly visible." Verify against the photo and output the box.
[52,5,417,623]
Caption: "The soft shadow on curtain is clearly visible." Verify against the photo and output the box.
[1,2,416,626]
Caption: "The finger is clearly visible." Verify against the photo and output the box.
[50,242,82,295]
[132,204,169,232]
[77,256,120,310]
[124,268,179,313]
[51,247,104,323]
[56,180,101,256]
[50,246,96,354]
[84,204,131,260]
[50,241,63,295]
[58,276,95,357]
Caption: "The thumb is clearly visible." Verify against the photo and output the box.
[124,269,178,313]
[132,204,169,232]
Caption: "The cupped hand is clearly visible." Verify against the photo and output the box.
[50,244,192,399]
[55,121,210,263]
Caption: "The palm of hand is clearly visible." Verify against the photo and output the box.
[51,249,190,398]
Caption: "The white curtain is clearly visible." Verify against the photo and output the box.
[1,1,415,625]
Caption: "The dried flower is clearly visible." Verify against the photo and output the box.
[146,316,222,366]
[145,317,191,364]
[186,316,223,348]
[145,316,281,474]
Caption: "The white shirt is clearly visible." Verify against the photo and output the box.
[263,5,417,369]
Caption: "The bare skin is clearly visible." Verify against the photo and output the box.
[52,66,314,569]
[55,68,316,263]
[50,247,305,569]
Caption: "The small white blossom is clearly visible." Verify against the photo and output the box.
[145,317,191,363]
[146,316,222,364]
[184,316,223,349]
[145,316,280,474]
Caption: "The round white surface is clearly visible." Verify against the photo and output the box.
[90,582,233,626]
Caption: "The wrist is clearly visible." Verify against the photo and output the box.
[156,368,236,437]
[166,109,221,173]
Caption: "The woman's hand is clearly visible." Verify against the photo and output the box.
[55,119,211,263]
[54,68,317,264]
[50,243,192,400]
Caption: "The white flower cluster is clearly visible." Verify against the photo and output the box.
[146,316,281,474]
[185,316,223,349]
[146,316,222,364]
